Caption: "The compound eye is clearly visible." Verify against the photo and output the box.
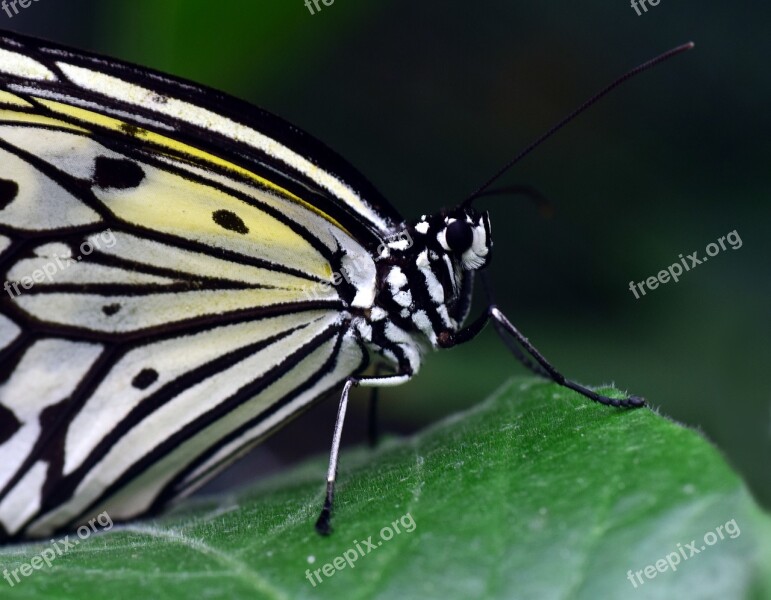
[445,220,474,254]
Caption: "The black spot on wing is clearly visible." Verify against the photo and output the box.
[212,209,249,234]
[0,404,20,445]
[102,303,121,316]
[120,123,147,137]
[0,178,19,210]
[93,157,145,190]
[132,368,158,390]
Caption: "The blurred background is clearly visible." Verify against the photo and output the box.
[7,1,769,507]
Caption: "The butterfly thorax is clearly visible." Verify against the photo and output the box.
[352,207,492,377]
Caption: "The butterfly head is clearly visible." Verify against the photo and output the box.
[427,207,492,272]
[376,207,492,350]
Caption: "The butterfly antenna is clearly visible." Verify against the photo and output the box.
[462,41,694,207]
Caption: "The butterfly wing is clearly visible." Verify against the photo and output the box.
[0,31,396,540]
[0,30,401,243]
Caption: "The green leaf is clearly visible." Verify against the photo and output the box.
[2,379,769,599]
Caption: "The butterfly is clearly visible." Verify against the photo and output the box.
[0,30,683,543]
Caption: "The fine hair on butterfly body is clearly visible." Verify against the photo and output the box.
[0,30,692,542]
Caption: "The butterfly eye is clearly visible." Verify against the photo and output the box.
[445,220,474,254]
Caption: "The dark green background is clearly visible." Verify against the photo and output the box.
[6,1,769,509]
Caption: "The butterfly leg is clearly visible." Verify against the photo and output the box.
[439,305,644,408]
[489,307,644,407]
[316,371,412,535]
